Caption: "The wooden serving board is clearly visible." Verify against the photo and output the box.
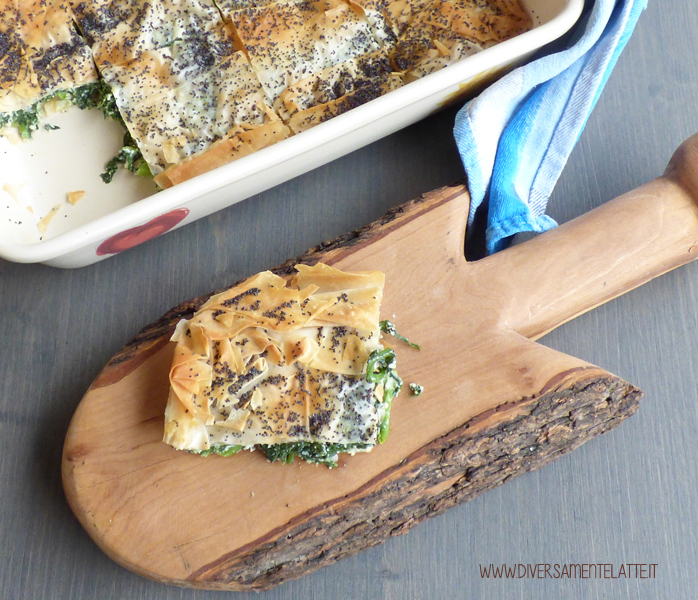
[63,135,698,591]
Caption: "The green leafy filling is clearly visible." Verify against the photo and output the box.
[409,383,423,396]
[0,80,151,183]
[379,320,421,349]
[70,80,121,119]
[0,89,71,139]
[366,347,403,444]
[187,444,245,457]
[101,133,152,183]
[72,81,151,182]
[259,442,372,468]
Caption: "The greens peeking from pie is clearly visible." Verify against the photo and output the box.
[163,262,418,467]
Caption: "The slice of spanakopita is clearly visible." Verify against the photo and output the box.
[0,0,98,134]
[220,0,386,104]
[73,0,290,180]
[163,263,404,467]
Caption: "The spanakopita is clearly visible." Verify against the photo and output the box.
[163,263,411,467]
[1,0,531,184]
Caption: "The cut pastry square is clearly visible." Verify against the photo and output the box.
[0,4,40,114]
[102,45,283,176]
[71,0,228,68]
[390,0,532,80]
[163,263,404,467]
[274,49,403,133]
[0,0,97,117]
[18,0,98,95]
[224,0,384,103]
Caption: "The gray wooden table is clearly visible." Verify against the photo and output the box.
[2,1,695,598]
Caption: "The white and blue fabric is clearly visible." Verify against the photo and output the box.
[454,0,648,254]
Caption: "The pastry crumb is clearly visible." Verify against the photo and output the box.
[37,203,62,234]
[2,181,25,200]
[67,190,86,205]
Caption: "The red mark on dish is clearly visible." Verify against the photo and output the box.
[96,208,189,256]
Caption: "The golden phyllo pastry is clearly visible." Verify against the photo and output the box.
[345,0,397,46]
[274,49,403,134]
[0,0,97,114]
[70,0,226,68]
[163,263,400,466]
[104,47,287,176]
[73,0,289,176]
[390,0,532,80]
[152,118,290,188]
[221,0,387,103]
[0,1,36,114]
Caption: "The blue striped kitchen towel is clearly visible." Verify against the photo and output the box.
[454,0,648,254]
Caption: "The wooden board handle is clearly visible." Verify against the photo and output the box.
[477,134,698,339]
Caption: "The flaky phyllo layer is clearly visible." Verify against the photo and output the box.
[1,0,531,185]
[164,263,392,455]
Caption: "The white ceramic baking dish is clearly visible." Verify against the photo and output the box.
[0,0,583,268]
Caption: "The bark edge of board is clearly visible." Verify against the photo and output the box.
[187,368,640,591]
